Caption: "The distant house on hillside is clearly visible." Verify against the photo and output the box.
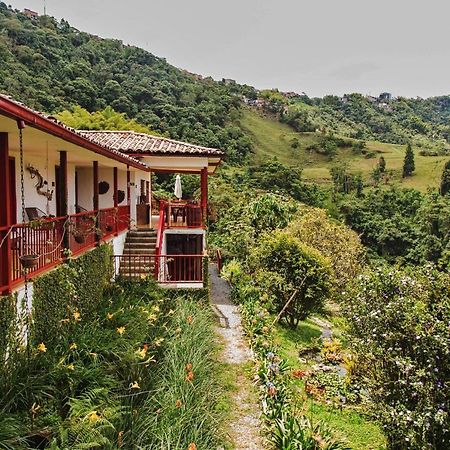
[23,8,38,19]
[379,92,392,102]
[222,78,236,86]
[282,91,299,99]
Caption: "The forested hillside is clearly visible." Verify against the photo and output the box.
[260,90,450,152]
[0,3,252,161]
[2,3,450,167]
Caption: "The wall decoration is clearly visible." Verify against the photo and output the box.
[99,181,110,195]
[117,190,125,204]
[26,165,53,201]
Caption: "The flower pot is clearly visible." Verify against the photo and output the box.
[74,234,86,244]
[19,254,39,269]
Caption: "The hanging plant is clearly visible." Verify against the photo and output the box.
[117,190,125,204]
[19,254,39,269]
[99,181,110,195]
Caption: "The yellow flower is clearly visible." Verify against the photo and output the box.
[88,411,100,423]
[116,326,126,335]
[37,343,47,353]
[140,274,146,280]
[73,310,81,322]
[30,403,41,415]
[129,381,140,390]
[136,347,147,359]
[67,364,75,371]
[107,313,114,320]
[69,342,77,350]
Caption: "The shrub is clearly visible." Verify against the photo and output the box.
[253,231,332,328]
[344,267,450,449]
[286,208,365,293]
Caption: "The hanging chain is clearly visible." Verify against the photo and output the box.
[20,127,26,225]
[18,125,31,357]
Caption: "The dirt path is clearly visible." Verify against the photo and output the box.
[209,265,266,450]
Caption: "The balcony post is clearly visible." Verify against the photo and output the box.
[126,165,131,206]
[93,161,99,211]
[200,167,208,226]
[113,167,118,208]
[59,151,69,249]
[0,133,12,293]
[113,167,118,234]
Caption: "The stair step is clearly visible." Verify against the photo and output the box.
[125,242,156,248]
[127,231,157,237]
[126,236,157,243]
[123,248,156,255]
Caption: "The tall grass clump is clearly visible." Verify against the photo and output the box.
[135,296,224,449]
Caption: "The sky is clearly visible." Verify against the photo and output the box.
[7,0,450,98]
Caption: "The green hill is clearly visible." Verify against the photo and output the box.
[238,108,448,191]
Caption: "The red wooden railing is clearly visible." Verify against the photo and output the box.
[156,255,204,283]
[113,254,204,283]
[0,206,130,294]
[160,200,203,228]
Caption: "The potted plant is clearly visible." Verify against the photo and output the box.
[71,228,87,244]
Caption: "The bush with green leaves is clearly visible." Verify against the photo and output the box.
[344,266,450,449]
[253,231,333,328]
[286,207,365,293]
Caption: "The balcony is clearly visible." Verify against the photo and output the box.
[0,205,130,294]
[160,200,204,229]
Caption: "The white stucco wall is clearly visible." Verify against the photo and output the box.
[12,151,59,220]
[76,167,93,211]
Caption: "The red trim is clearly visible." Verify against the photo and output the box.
[0,96,148,171]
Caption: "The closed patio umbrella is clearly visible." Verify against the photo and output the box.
[174,174,182,200]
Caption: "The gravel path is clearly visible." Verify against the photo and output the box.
[209,265,266,450]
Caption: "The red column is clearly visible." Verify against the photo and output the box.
[126,165,131,206]
[59,151,69,250]
[59,151,68,216]
[93,161,99,211]
[0,133,12,293]
[200,168,208,226]
[113,167,118,207]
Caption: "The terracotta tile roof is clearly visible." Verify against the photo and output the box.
[0,94,149,170]
[77,130,224,157]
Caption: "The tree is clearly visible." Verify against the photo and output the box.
[253,231,332,328]
[440,160,450,196]
[402,143,415,177]
[378,156,386,173]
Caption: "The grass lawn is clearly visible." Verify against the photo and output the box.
[273,317,387,450]
[238,108,448,192]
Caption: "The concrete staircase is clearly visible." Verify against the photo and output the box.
[119,229,157,280]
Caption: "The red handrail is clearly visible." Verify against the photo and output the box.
[0,206,131,294]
